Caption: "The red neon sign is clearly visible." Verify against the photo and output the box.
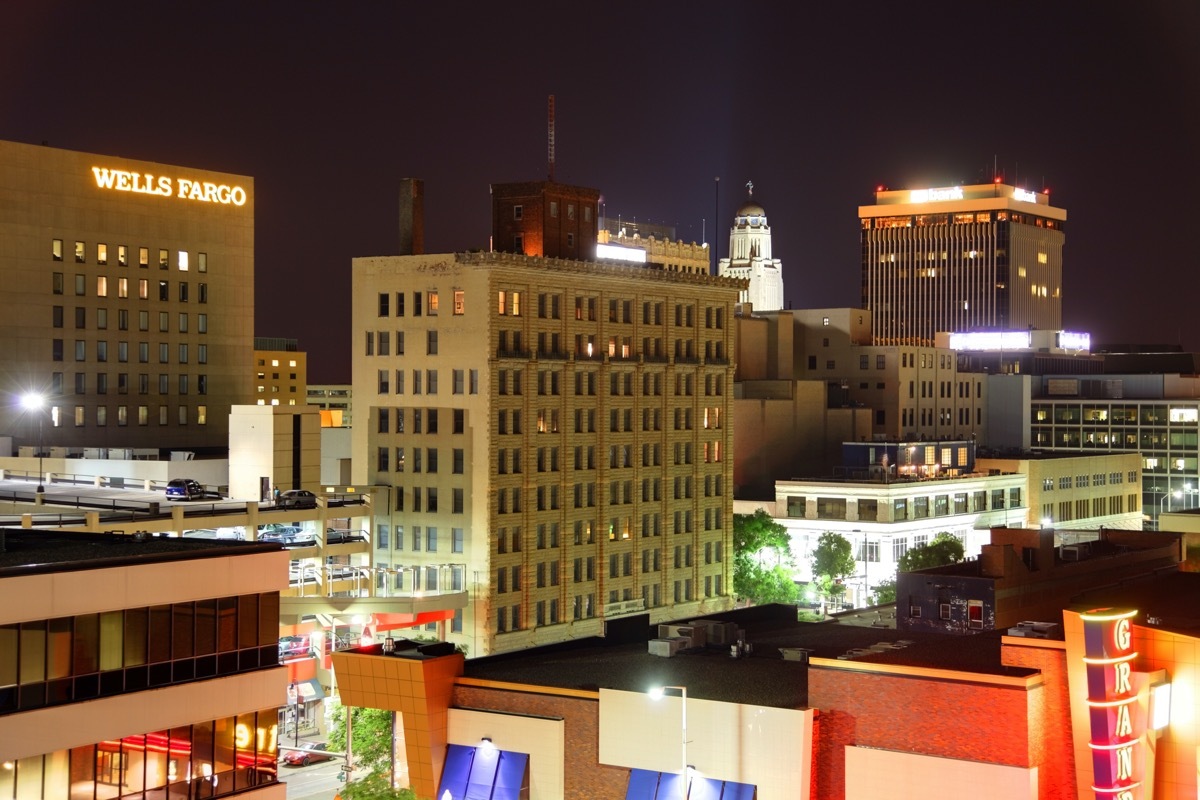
[1081,609,1144,800]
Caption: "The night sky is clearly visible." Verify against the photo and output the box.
[3,3,1198,382]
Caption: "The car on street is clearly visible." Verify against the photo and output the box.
[281,742,334,767]
[165,478,206,501]
[277,489,318,510]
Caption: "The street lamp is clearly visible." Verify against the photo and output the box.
[1159,490,1182,529]
[20,393,46,500]
[650,686,688,799]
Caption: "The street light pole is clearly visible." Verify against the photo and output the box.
[20,393,46,502]
[1159,490,1182,530]
[651,685,688,799]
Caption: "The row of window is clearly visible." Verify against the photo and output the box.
[0,594,277,715]
[376,408,464,435]
[1,709,278,800]
[1041,494,1136,522]
[46,371,208,395]
[494,580,720,632]
[40,403,208,427]
[785,489,1021,520]
[377,446,465,474]
[1041,471,1134,491]
[52,341,208,368]
[494,406,717,436]
[1033,405,1200,425]
[54,306,209,334]
[497,330,726,362]
[52,239,209,272]
[376,368,481,397]
[53,274,209,304]
[374,525,465,554]
[385,486,466,514]
[377,290,464,318]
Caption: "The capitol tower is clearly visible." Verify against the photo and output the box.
[718,181,785,312]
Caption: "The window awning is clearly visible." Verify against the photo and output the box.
[437,743,529,800]
[625,768,756,800]
[295,678,324,701]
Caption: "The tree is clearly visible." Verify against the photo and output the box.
[337,772,424,800]
[732,510,799,605]
[810,532,854,583]
[327,703,395,778]
[810,532,855,610]
[871,578,897,606]
[898,532,965,572]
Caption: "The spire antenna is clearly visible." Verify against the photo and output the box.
[547,95,556,183]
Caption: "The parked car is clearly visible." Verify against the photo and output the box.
[281,741,334,767]
[166,478,206,500]
[258,523,303,544]
[277,489,317,510]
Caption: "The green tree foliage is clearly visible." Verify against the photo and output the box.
[811,532,855,583]
[898,532,965,572]
[327,703,395,778]
[337,772,424,800]
[871,578,897,605]
[732,510,799,605]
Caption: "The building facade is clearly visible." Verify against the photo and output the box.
[351,251,742,655]
[718,191,784,312]
[733,308,989,495]
[860,183,1065,346]
[490,182,600,261]
[1010,372,1200,529]
[252,338,307,407]
[0,139,255,453]
[0,529,288,799]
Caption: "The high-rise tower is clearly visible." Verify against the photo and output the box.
[859,182,1066,345]
[718,182,784,311]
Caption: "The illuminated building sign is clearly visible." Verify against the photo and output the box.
[947,330,1032,351]
[596,243,648,263]
[1013,188,1039,203]
[1057,331,1091,351]
[92,167,248,206]
[1081,608,1145,800]
[909,186,964,203]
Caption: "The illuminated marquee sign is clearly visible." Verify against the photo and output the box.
[947,330,1032,351]
[909,186,963,203]
[91,167,248,206]
[1081,608,1145,800]
[1013,188,1039,203]
[1057,331,1091,351]
[596,243,648,263]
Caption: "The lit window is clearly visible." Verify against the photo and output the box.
[454,290,465,315]
[97,244,108,265]
[75,241,86,262]
[178,250,189,270]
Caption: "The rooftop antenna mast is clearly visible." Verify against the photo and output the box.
[547,95,556,183]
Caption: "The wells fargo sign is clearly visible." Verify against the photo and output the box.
[91,167,248,206]
[1081,608,1145,800]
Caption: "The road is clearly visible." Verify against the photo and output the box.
[279,759,348,799]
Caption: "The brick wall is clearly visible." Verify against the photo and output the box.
[808,667,1032,800]
[1001,642,1077,799]
[453,685,629,800]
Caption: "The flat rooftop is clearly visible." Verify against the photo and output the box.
[0,527,281,575]
[459,606,1036,709]
[1070,570,1200,636]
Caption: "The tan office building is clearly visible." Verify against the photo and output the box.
[860,183,1065,346]
[0,139,254,452]
[252,338,307,407]
[352,251,742,655]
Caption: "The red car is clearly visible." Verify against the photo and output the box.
[281,742,334,767]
